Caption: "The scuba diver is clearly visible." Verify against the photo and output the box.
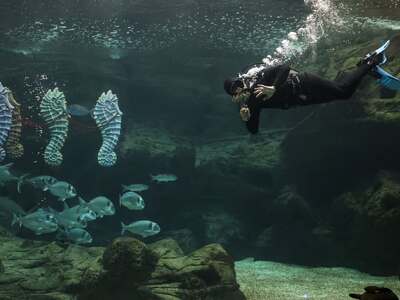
[224,41,399,134]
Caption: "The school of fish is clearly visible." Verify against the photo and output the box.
[1,163,178,244]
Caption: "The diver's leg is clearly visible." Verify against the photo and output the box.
[300,73,349,103]
[299,63,376,104]
[334,63,373,98]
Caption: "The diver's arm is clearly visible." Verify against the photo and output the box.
[239,100,261,134]
[245,107,261,134]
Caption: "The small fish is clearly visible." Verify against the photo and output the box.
[312,226,333,237]
[12,208,58,235]
[150,174,178,183]
[26,175,58,192]
[81,196,115,218]
[57,228,92,244]
[0,163,16,183]
[34,225,59,235]
[0,196,26,218]
[122,184,149,192]
[16,174,29,193]
[121,220,161,237]
[119,191,145,210]
[0,163,27,192]
[49,205,88,229]
[67,104,92,117]
[47,181,77,201]
[64,202,97,222]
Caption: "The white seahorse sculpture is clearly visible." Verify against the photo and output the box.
[92,90,122,167]
[39,88,69,166]
[0,83,13,162]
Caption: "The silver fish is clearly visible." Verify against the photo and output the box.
[49,206,87,229]
[0,196,26,218]
[12,208,58,235]
[150,174,178,183]
[81,196,115,218]
[122,184,149,192]
[67,104,92,117]
[121,220,160,237]
[0,163,27,192]
[119,191,145,210]
[27,175,58,191]
[64,202,96,222]
[57,228,92,244]
[47,181,77,201]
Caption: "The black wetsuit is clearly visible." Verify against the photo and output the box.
[243,63,373,134]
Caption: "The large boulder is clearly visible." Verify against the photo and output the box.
[159,228,200,254]
[202,210,245,248]
[0,233,245,300]
[102,237,158,281]
[329,171,400,273]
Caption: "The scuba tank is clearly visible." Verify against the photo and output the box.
[239,63,269,89]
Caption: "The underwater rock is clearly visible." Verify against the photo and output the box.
[271,185,314,226]
[161,228,200,254]
[0,232,244,300]
[141,242,245,300]
[202,210,244,247]
[120,126,189,159]
[333,171,400,229]
[148,238,184,257]
[102,237,158,282]
[255,226,273,249]
[330,171,400,273]
[195,135,282,172]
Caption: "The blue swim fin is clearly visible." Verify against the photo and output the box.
[362,40,390,66]
[375,66,400,91]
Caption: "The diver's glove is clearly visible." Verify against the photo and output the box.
[349,286,399,300]
[254,84,275,99]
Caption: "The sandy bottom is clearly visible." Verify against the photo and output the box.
[235,259,400,300]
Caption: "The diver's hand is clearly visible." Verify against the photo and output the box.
[254,84,275,99]
[240,107,251,122]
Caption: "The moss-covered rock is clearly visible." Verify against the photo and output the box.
[120,126,189,159]
[195,135,281,171]
[0,233,245,300]
[334,171,400,228]
[329,171,400,273]
[102,237,158,280]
